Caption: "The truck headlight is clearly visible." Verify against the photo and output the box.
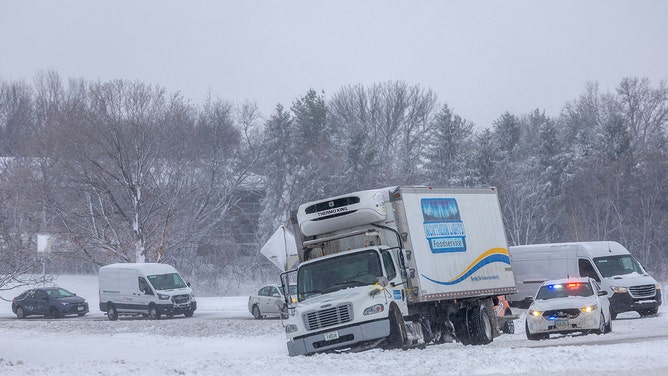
[611,286,627,294]
[363,304,384,315]
[285,324,298,334]
[158,294,171,300]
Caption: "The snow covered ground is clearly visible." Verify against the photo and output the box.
[1,275,668,376]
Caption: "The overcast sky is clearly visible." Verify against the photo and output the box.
[1,0,667,128]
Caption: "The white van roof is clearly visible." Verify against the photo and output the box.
[510,241,629,258]
[100,263,179,275]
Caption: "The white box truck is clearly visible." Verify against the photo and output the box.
[278,186,516,356]
[99,263,196,320]
[508,241,661,319]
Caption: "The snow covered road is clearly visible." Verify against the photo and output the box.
[1,276,667,375]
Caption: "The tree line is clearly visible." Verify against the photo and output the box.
[1,71,666,293]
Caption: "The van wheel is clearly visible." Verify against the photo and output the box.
[107,304,118,321]
[638,307,658,317]
[148,305,161,320]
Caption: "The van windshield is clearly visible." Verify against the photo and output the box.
[593,255,645,278]
[147,273,187,290]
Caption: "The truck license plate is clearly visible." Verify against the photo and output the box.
[324,331,339,341]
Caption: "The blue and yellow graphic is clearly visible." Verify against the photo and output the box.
[421,247,511,286]
[421,198,466,253]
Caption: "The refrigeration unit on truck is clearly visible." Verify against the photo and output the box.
[508,241,662,318]
[279,186,517,356]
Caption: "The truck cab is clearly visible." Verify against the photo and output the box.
[282,246,410,356]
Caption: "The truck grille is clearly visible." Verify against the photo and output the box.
[172,294,190,304]
[303,303,353,331]
[629,284,656,299]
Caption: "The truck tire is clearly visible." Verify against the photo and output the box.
[453,308,472,345]
[383,306,407,350]
[468,304,493,345]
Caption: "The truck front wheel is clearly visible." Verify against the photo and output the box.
[383,306,407,350]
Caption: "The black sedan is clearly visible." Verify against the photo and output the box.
[11,287,89,319]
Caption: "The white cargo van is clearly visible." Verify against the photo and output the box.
[99,263,196,320]
[508,241,661,318]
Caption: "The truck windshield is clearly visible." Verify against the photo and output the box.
[147,273,187,290]
[593,255,645,278]
[297,249,382,301]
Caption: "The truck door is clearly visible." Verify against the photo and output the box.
[383,249,409,315]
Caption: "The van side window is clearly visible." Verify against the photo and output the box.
[139,277,152,294]
[578,259,601,282]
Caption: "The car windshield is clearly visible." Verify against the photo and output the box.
[593,255,645,277]
[297,249,382,301]
[147,273,187,290]
[536,282,594,300]
[46,288,75,298]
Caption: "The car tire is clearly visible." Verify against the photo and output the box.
[595,312,606,334]
[50,307,62,319]
[148,305,161,320]
[525,320,548,340]
[16,306,26,319]
[251,305,262,319]
[184,309,194,318]
[605,314,612,333]
[107,303,118,321]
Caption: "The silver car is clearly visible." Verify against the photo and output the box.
[525,277,612,340]
[248,284,296,319]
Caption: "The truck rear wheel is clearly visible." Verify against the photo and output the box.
[468,304,493,345]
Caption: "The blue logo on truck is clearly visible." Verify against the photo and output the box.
[421,198,466,253]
